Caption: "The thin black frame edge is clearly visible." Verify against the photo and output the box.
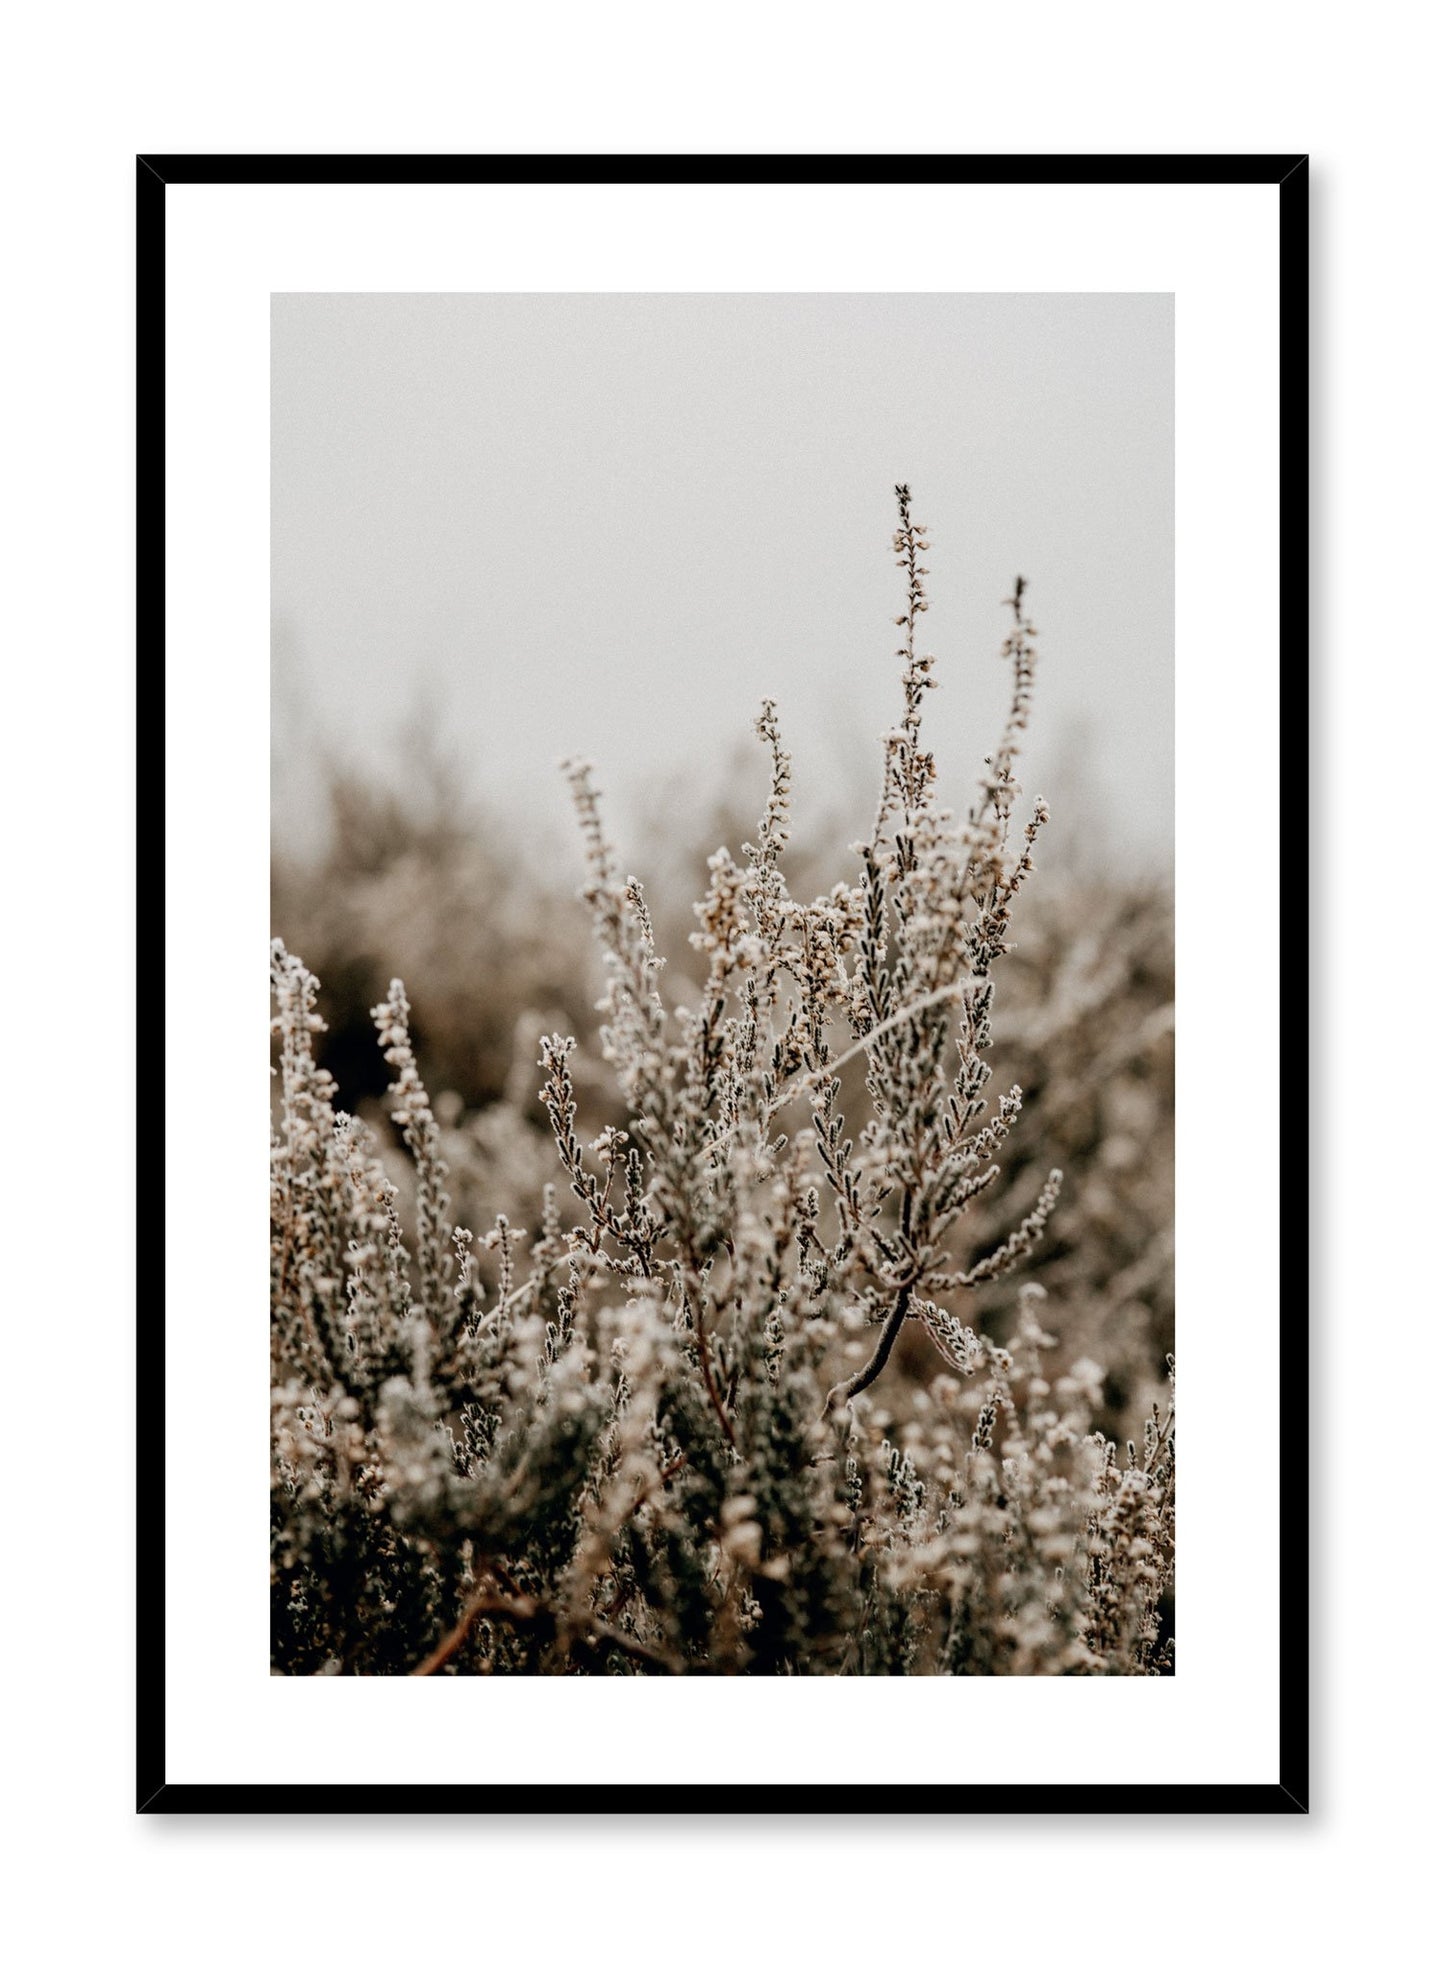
[1276,153,1309,1818]
[138,152,1308,1817]
[136,151,168,1819]
[137,1782,1307,1816]
[135,153,1307,188]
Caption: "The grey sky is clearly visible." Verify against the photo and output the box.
[272,292,1172,875]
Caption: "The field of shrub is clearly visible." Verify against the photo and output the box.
[271,489,1174,1675]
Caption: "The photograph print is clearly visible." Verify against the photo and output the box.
[269,289,1176,1679]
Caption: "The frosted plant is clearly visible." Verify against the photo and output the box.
[548,488,1062,1416]
[271,488,1174,1676]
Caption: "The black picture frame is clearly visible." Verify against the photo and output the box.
[139,151,1308,1816]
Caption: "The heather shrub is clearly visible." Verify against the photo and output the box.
[271,487,1175,1675]
[271,742,597,1119]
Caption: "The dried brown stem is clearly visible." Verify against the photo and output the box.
[822,1281,913,1418]
[411,1578,681,1676]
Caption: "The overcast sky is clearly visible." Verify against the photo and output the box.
[273,292,1172,876]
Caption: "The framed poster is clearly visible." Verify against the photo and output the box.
[141,153,1306,1812]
